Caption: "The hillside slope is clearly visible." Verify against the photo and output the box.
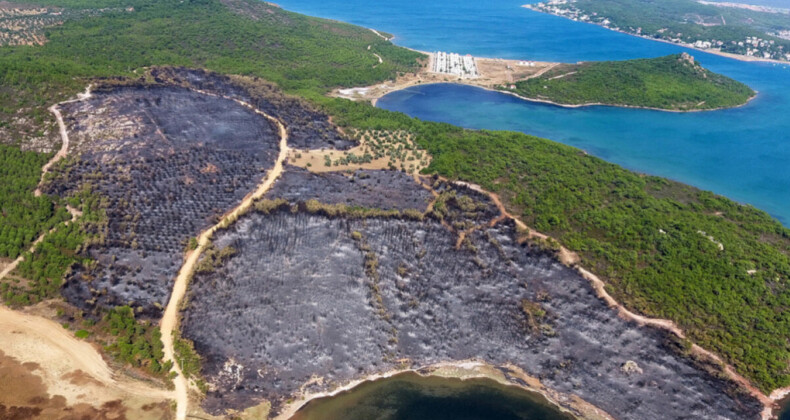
[528,0,790,62]
[0,0,787,411]
[501,53,755,110]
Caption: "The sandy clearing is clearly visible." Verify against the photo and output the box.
[0,305,173,406]
[159,88,291,420]
[287,130,429,175]
[330,53,559,105]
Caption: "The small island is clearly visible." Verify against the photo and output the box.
[499,53,756,111]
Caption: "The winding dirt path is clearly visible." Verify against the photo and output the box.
[159,91,290,420]
[366,45,384,67]
[449,179,780,418]
[0,202,82,284]
[0,237,42,281]
[35,85,92,197]
[369,28,391,41]
[524,62,560,80]
[0,84,173,405]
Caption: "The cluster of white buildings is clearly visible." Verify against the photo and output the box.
[530,0,790,62]
[693,40,714,49]
[431,51,479,78]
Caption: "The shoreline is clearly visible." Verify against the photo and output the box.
[331,31,782,416]
[454,178,784,420]
[336,51,758,113]
[487,85,759,113]
[273,359,611,420]
[522,4,790,67]
[352,79,757,114]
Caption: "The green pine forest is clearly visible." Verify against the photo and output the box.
[503,54,755,110]
[0,0,788,394]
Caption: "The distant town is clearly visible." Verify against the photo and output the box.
[528,0,790,62]
[431,51,479,78]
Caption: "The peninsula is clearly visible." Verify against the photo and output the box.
[336,51,755,112]
[0,1,788,420]
[499,53,756,111]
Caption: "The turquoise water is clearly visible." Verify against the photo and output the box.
[277,0,790,224]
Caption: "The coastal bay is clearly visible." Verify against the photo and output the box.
[277,0,790,225]
[0,1,788,419]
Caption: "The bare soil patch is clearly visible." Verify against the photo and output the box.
[0,307,172,419]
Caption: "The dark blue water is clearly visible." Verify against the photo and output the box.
[275,0,790,223]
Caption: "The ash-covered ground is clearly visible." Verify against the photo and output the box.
[181,173,761,420]
[265,166,433,211]
[149,67,355,150]
[45,84,281,317]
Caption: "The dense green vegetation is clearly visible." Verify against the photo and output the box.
[533,0,790,60]
[4,187,103,306]
[0,0,423,144]
[503,54,755,110]
[0,0,788,396]
[173,332,207,392]
[324,98,790,392]
[104,305,172,377]
[0,145,70,259]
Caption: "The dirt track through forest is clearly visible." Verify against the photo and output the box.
[9,80,781,419]
[0,206,80,282]
[1,83,173,412]
[35,85,92,197]
[159,90,290,420]
[450,179,780,418]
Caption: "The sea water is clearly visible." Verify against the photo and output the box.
[290,372,575,420]
[276,0,790,224]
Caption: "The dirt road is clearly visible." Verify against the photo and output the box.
[457,179,779,417]
[35,85,92,197]
[0,204,81,282]
[159,91,290,420]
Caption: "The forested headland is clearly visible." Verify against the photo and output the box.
[501,54,755,110]
[0,0,788,397]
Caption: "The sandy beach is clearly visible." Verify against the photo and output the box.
[333,50,757,113]
[331,51,561,105]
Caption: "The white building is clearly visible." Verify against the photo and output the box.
[432,51,479,78]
